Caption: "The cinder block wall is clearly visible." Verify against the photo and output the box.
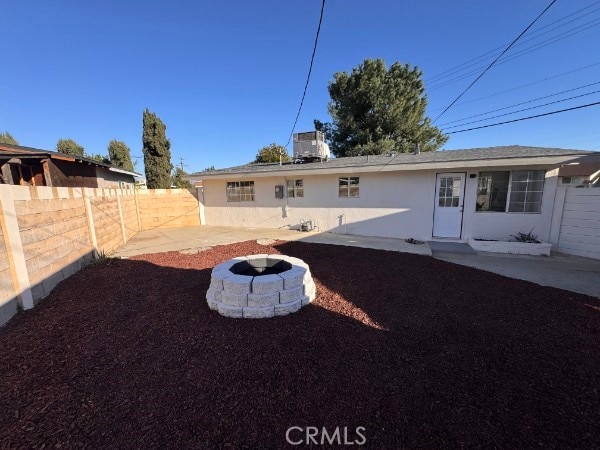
[122,196,139,241]
[91,194,125,254]
[0,186,201,326]
[15,193,91,303]
[0,224,15,324]
[136,188,200,230]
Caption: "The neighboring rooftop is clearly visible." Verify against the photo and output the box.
[559,162,600,177]
[0,143,141,177]
[193,145,595,178]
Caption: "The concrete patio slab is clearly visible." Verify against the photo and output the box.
[428,241,476,254]
[114,225,600,298]
[114,225,433,257]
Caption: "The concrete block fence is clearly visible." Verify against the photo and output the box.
[0,185,201,325]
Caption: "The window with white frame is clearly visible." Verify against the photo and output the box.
[339,177,359,197]
[508,170,544,212]
[476,170,544,213]
[286,179,304,198]
[226,181,254,202]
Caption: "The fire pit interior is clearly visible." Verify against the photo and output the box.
[206,254,316,319]
[229,258,292,276]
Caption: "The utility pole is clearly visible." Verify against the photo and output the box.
[179,157,188,172]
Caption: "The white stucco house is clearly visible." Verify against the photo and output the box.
[196,146,596,244]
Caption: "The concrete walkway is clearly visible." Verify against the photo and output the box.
[115,226,600,298]
[434,251,600,298]
[114,225,432,258]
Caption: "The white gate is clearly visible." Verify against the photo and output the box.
[550,188,600,259]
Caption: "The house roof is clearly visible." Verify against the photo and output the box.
[0,143,142,177]
[195,145,595,179]
[559,162,600,177]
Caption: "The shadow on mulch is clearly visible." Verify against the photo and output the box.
[1,239,599,449]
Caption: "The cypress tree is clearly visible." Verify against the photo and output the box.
[142,109,173,188]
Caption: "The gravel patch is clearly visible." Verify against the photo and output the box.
[1,240,599,448]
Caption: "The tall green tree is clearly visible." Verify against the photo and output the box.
[57,138,84,157]
[107,140,135,171]
[316,58,447,157]
[0,131,18,145]
[254,143,291,163]
[172,167,193,188]
[86,153,110,164]
[142,109,173,188]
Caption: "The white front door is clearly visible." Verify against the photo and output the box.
[433,173,465,238]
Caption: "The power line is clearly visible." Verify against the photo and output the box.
[426,1,600,84]
[441,89,600,131]
[445,101,600,134]
[432,0,557,123]
[429,16,600,91]
[438,81,600,127]
[428,61,600,113]
[284,0,326,148]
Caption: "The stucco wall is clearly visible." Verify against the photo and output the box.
[203,172,438,240]
[95,166,136,189]
[202,166,560,242]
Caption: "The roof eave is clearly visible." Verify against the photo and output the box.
[108,167,143,177]
[199,154,588,179]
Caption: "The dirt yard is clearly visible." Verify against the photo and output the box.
[1,240,599,448]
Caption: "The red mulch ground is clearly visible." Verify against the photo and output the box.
[1,240,599,449]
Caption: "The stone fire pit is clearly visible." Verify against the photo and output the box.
[206,254,316,318]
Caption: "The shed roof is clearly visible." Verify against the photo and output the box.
[0,143,142,177]
[559,162,600,177]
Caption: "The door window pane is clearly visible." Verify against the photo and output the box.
[438,176,461,208]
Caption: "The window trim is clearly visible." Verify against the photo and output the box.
[475,170,545,214]
[226,180,255,202]
[338,176,360,198]
[286,179,304,198]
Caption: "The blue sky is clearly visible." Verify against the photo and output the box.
[2,0,599,174]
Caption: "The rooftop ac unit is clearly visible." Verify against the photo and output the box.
[293,130,330,162]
